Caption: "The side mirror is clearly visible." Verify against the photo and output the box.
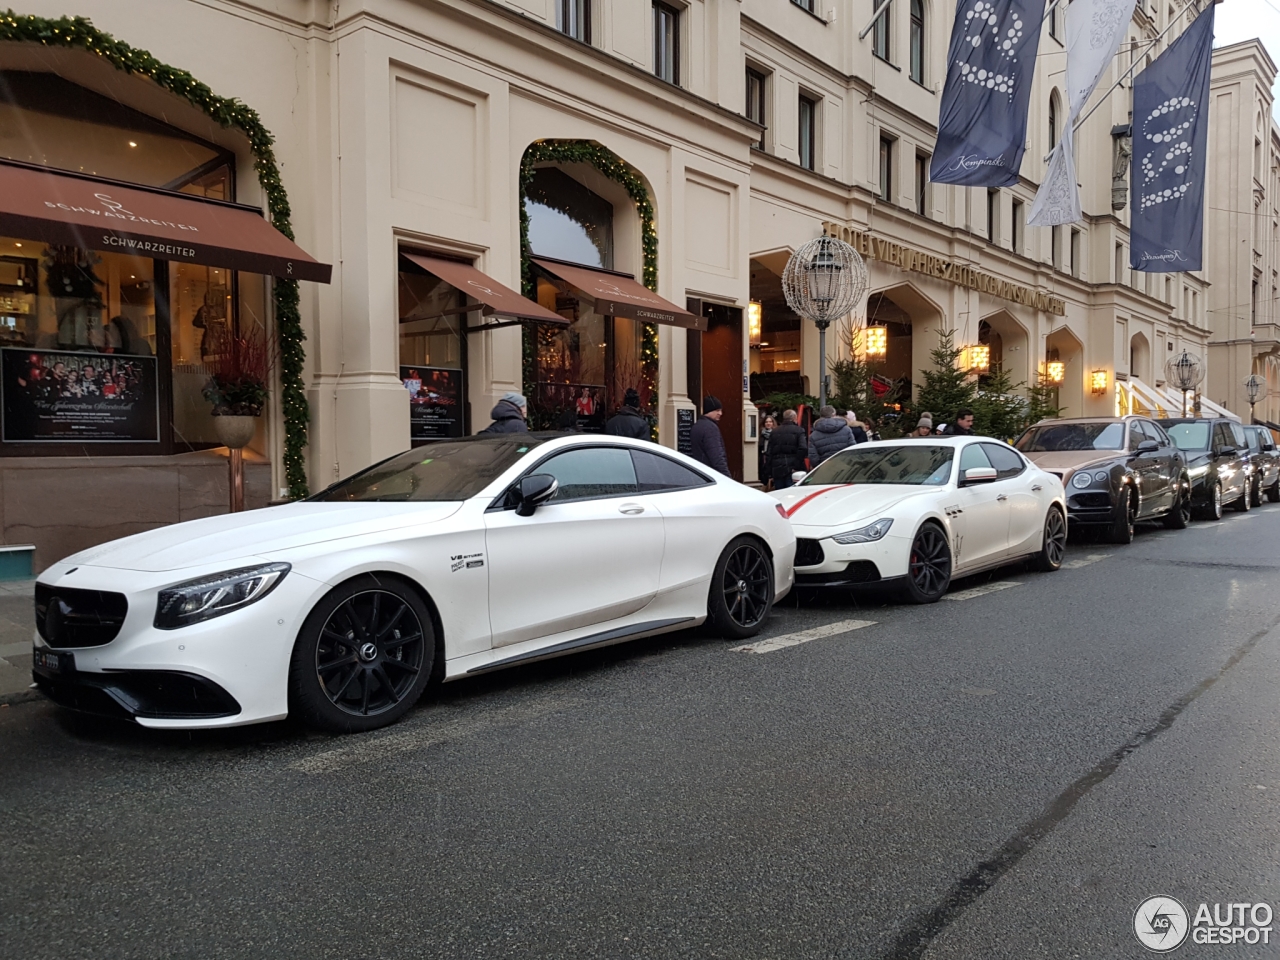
[514,474,559,517]
[1135,439,1160,454]
[961,466,998,485]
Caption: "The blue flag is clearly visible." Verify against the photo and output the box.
[1130,5,1215,272]
[930,0,1046,186]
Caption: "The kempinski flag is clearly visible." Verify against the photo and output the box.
[1130,4,1215,272]
[930,0,1046,186]
[1028,0,1137,226]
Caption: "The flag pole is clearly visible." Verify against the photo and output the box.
[1071,0,1205,135]
[858,0,893,41]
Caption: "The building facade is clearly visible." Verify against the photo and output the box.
[0,0,1262,568]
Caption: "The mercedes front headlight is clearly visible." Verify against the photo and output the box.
[155,562,291,630]
[832,518,893,544]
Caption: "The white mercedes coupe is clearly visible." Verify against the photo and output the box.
[32,434,795,732]
[772,437,1067,603]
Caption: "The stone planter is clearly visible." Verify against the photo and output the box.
[213,414,257,450]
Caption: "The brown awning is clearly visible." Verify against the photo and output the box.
[400,253,566,326]
[0,161,331,283]
[532,257,705,331]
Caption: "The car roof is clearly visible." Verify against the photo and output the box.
[858,436,1003,447]
[1028,416,1143,425]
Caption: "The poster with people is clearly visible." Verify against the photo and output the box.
[2,348,160,442]
[401,365,463,440]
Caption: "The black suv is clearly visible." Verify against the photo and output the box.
[1242,425,1280,505]
[1159,418,1251,520]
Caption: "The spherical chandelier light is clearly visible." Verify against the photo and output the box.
[782,235,867,407]
[1164,350,1205,392]
[1244,373,1267,406]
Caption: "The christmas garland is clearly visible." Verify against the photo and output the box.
[0,12,311,496]
[518,140,659,438]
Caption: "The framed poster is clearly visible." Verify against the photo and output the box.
[2,348,159,442]
[401,365,463,440]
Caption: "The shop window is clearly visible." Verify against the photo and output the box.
[525,167,614,269]
[398,260,466,442]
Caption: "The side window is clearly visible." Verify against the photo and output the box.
[1147,420,1172,446]
[1231,423,1249,449]
[533,447,637,502]
[981,443,1026,479]
[1213,423,1234,451]
[1128,422,1145,449]
[632,450,711,492]
[959,443,993,474]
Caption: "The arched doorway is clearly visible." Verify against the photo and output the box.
[978,309,1031,386]
[1130,331,1151,384]
[1046,326,1085,417]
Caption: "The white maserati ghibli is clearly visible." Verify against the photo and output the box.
[773,437,1066,603]
[31,434,795,733]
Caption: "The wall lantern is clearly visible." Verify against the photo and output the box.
[1046,360,1066,384]
[966,343,991,373]
[1091,369,1109,395]
[865,324,887,359]
[748,301,762,347]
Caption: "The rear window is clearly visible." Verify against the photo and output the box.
[311,437,544,501]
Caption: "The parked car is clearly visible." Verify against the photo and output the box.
[1013,416,1190,543]
[32,434,796,733]
[772,438,1067,604]
[1241,424,1280,505]
[1158,418,1251,520]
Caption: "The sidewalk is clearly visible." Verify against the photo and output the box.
[0,580,37,703]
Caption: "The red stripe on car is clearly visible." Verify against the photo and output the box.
[785,484,853,518]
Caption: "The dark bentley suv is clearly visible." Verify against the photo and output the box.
[1158,418,1251,520]
[1015,416,1189,543]
[1242,424,1280,505]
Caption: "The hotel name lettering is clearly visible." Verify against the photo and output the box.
[822,223,1067,317]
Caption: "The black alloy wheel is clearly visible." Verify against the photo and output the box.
[1033,507,1067,571]
[902,523,952,604]
[1162,475,1192,529]
[708,536,774,639]
[1106,486,1137,544]
[290,576,435,733]
[1202,481,1224,521]
[1251,476,1263,508]
[1267,478,1280,503]
[1232,480,1252,513]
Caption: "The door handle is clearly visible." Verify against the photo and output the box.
[619,504,645,515]
[1031,484,1043,492]
[996,494,1008,502]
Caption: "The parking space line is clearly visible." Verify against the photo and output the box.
[1062,553,1111,569]
[729,618,876,654]
[942,581,1022,601]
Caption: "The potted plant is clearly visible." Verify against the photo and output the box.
[202,323,274,510]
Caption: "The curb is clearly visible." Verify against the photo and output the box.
[0,688,42,708]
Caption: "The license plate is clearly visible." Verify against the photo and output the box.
[32,648,71,675]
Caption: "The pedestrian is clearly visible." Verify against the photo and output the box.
[604,387,649,439]
[943,409,975,436]
[690,395,731,476]
[479,391,529,434]
[912,413,933,437]
[759,414,776,484]
[844,411,869,444]
[768,409,807,489]
[808,404,855,468]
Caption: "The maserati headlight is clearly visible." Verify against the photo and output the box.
[1071,472,1093,489]
[1188,464,1210,479]
[832,518,893,544]
[155,563,291,630]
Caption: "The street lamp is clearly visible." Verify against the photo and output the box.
[782,235,867,408]
[1165,349,1205,417]
[1244,373,1267,423]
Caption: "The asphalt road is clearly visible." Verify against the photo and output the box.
[2,506,1279,959]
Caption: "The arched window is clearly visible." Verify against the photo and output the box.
[1048,94,1059,151]
[910,0,925,84]
[524,167,614,269]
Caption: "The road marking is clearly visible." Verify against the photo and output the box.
[942,581,1022,601]
[1062,553,1111,569]
[289,695,584,775]
[729,618,876,654]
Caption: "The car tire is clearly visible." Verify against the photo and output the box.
[1197,481,1224,521]
[1162,475,1192,529]
[289,574,436,734]
[901,522,952,604]
[1267,479,1280,503]
[1105,486,1136,544]
[1232,482,1251,513]
[1032,506,1067,572]
[1250,477,1263,508]
[707,536,774,640]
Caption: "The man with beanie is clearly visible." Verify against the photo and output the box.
[690,395,731,476]
[479,392,528,434]
[807,405,854,468]
[768,409,807,489]
[605,387,649,439]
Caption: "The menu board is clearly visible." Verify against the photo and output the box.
[2,348,159,442]
[402,365,464,440]
[676,407,695,455]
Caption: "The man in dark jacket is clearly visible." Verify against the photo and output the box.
[808,405,854,467]
[689,395,731,476]
[605,388,649,439]
[479,392,528,434]
[768,409,807,489]
[942,409,975,436]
